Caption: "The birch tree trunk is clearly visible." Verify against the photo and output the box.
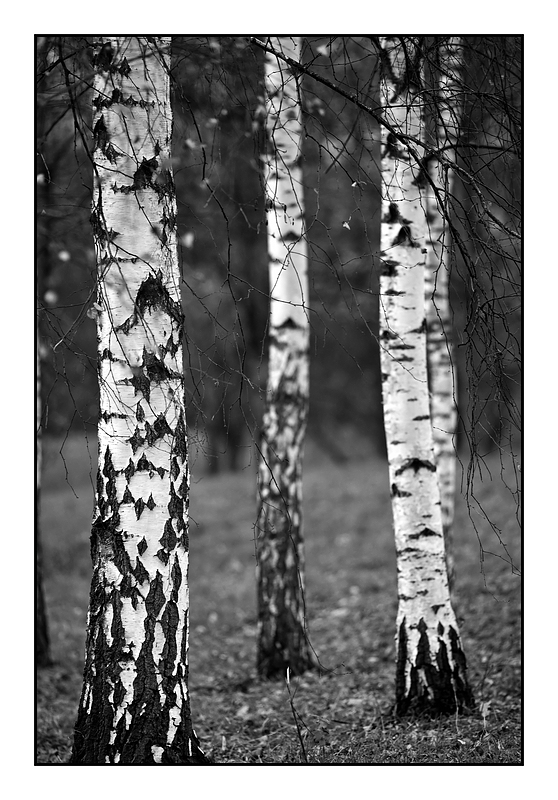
[378,37,473,715]
[424,37,463,590]
[71,37,207,764]
[256,36,315,678]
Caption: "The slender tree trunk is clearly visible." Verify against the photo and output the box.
[256,36,315,678]
[378,37,473,715]
[424,37,463,590]
[36,328,51,667]
[71,37,207,765]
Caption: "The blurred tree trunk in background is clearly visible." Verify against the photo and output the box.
[378,36,473,715]
[424,37,463,590]
[36,37,55,669]
[71,36,208,765]
[256,36,316,678]
[36,328,51,667]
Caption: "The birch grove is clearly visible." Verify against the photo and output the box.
[255,36,315,678]
[424,37,463,589]
[378,36,473,714]
[71,37,207,764]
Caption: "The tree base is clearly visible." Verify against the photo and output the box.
[396,618,475,716]
[257,640,320,680]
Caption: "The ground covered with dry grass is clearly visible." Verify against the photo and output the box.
[37,433,521,764]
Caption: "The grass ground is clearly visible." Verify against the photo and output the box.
[36,432,521,764]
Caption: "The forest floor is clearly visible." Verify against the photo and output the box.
[36,432,522,765]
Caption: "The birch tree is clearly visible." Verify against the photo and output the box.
[424,37,463,589]
[255,36,315,678]
[378,36,473,714]
[71,36,207,764]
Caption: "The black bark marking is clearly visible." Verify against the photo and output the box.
[117,271,183,336]
[391,483,412,498]
[160,519,178,552]
[143,351,173,384]
[178,475,189,499]
[412,415,430,421]
[168,486,184,523]
[101,411,128,423]
[132,157,158,190]
[395,458,436,475]
[384,131,402,159]
[381,263,399,278]
[135,454,165,477]
[383,202,400,224]
[128,427,145,455]
[124,458,136,482]
[121,486,135,505]
[134,498,146,520]
[93,115,109,154]
[171,558,182,600]
[93,41,114,72]
[118,57,131,77]
[145,415,173,446]
[154,169,175,200]
[104,143,120,165]
[133,558,149,584]
[137,537,148,556]
[392,225,419,248]
[171,411,188,464]
[276,316,300,330]
[146,571,165,618]
[397,617,459,716]
[408,527,440,540]
[170,456,181,482]
[129,369,151,402]
[156,548,170,565]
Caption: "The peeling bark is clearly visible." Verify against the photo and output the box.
[379,37,473,715]
[71,37,207,764]
[256,37,315,678]
[424,38,463,589]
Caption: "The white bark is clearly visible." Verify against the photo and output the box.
[256,36,314,677]
[72,37,205,764]
[379,37,472,714]
[424,38,463,587]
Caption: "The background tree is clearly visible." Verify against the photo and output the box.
[71,36,207,765]
[377,36,473,714]
[255,36,315,678]
[36,328,51,667]
[423,36,463,588]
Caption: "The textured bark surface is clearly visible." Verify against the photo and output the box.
[379,37,473,715]
[256,37,315,678]
[424,38,463,589]
[71,37,207,764]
